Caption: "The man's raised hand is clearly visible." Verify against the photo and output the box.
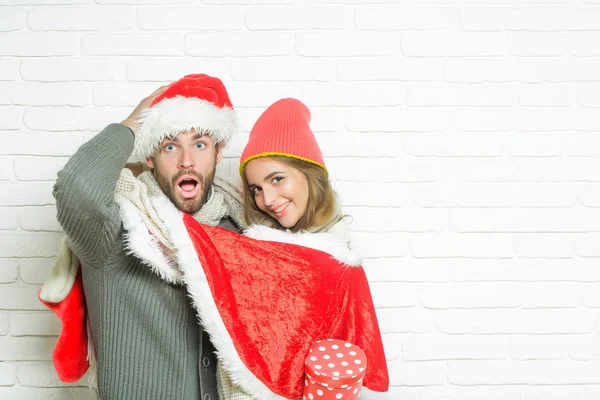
[121,85,169,135]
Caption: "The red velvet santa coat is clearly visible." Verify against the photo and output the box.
[154,196,389,400]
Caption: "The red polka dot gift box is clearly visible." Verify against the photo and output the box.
[303,339,367,400]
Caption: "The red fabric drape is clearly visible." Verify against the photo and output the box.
[183,214,389,399]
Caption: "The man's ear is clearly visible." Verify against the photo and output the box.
[216,145,223,164]
[146,156,155,169]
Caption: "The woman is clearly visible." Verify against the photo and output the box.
[205,98,387,399]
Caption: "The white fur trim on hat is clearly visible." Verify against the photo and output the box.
[134,96,238,158]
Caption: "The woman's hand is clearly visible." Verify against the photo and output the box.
[124,161,148,177]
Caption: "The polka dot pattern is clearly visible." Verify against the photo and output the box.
[303,339,367,400]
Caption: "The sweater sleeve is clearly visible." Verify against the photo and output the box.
[53,123,135,267]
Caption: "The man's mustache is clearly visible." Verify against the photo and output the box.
[172,170,204,186]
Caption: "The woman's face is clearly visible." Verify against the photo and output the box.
[245,157,310,229]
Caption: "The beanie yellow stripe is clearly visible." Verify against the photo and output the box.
[239,152,327,176]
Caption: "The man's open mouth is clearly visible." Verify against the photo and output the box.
[177,176,200,199]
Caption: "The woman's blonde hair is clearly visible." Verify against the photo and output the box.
[242,156,338,232]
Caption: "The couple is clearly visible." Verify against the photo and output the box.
[42,74,388,400]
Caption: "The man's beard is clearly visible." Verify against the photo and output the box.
[154,166,216,214]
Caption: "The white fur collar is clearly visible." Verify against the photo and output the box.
[115,195,183,284]
[118,191,363,284]
[244,221,363,267]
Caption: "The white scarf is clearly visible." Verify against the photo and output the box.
[116,169,247,247]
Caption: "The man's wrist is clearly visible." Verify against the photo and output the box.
[121,123,135,139]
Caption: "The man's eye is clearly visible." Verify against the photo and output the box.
[195,142,206,149]
[164,144,175,151]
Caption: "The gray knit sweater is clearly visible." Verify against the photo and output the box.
[53,123,228,400]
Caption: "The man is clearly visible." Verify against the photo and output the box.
[52,74,243,399]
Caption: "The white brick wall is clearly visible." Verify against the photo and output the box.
[1,1,600,399]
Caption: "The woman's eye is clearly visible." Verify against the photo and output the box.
[250,187,262,196]
[195,142,206,149]
[272,176,283,184]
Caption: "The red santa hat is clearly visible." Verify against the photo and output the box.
[134,74,238,158]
